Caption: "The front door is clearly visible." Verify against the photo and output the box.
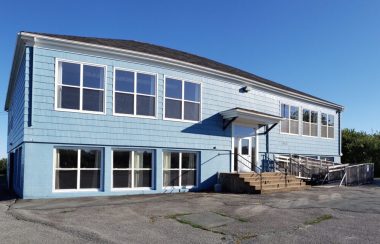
[238,136,252,172]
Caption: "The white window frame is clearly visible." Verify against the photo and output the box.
[52,147,103,193]
[111,149,154,191]
[163,76,202,123]
[113,67,158,119]
[302,108,319,137]
[280,103,300,135]
[162,151,198,189]
[321,113,335,139]
[54,59,107,115]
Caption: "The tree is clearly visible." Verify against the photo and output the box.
[0,158,6,174]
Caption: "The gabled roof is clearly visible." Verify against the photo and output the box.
[5,31,344,111]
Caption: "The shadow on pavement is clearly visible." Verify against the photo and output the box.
[0,175,16,201]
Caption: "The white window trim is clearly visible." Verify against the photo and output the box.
[280,103,300,135]
[162,150,199,189]
[52,147,104,193]
[111,148,154,191]
[112,67,158,119]
[54,59,107,115]
[320,113,335,140]
[301,108,319,137]
[163,75,202,123]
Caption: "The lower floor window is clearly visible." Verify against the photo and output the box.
[163,151,197,187]
[55,148,102,190]
[112,150,153,189]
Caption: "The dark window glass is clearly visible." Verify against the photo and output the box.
[168,152,180,168]
[181,170,195,186]
[134,151,152,168]
[83,65,104,89]
[290,106,299,120]
[165,99,182,119]
[113,170,131,188]
[115,93,134,114]
[115,70,134,92]
[80,170,100,188]
[83,89,104,112]
[182,153,197,169]
[184,102,200,121]
[165,78,182,99]
[113,151,131,168]
[311,111,318,123]
[281,104,289,118]
[241,139,249,155]
[55,170,77,189]
[80,150,101,168]
[134,170,151,187]
[60,86,80,110]
[321,113,327,125]
[137,73,155,95]
[184,82,200,102]
[136,96,155,116]
[303,109,310,122]
[163,170,179,186]
[61,62,80,86]
[328,115,334,126]
[56,149,78,168]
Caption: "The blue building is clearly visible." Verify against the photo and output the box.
[5,32,343,199]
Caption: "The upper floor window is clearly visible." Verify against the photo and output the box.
[114,69,156,117]
[281,104,299,134]
[302,109,318,137]
[321,113,334,138]
[164,78,201,122]
[56,61,105,113]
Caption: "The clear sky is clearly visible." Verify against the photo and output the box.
[1,0,380,158]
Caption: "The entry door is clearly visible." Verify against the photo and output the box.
[238,137,252,172]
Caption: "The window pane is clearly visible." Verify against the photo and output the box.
[163,152,179,169]
[328,127,334,138]
[311,111,318,123]
[83,65,104,89]
[290,120,299,134]
[311,124,318,137]
[184,102,200,121]
[165,78,182,99]
[182,153,197,169]
[115,70,134,92]
[113,151,131,168]
[321,125,327,137]
[321,113,327,125]
[303,109,310,122]
[134,151,152,168]
[303,122,310,136]
[56,149,78,168]
[328,115,334,126]
[241,139,249,155]
[281,104,289,118]
[115,93,134,114]
[281,120,289,133]
[181,170,195,186]
[80,170,100,188]
[165,99,182,119]
[83,89,104,112]
[163,170,179,186]
[61,62,80,86]
[55,170,77,189]
[113,170,131,188]
[137,73,155,95]
[81,149,101,168]
[290,106,299,120]
[136,95,155,116]
[59,86,80,110]
[134,170,151,187]
[184,82,200,102]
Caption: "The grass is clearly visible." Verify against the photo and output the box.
[213,211,249,222]
[304,214,333,225]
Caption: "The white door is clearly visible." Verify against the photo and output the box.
[238,137,252,172]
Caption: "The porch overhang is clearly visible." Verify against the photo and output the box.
[220,107,283,130]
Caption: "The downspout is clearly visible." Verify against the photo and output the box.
[338,111,342,158]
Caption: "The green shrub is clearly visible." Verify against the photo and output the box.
[0,158,6,174]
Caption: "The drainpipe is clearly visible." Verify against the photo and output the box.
[338,111,342,158]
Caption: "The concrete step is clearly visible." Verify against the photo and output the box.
[251,182,307,189]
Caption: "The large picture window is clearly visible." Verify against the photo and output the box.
[164,78,201,122]
[281,104,299,134]
[56,61,105,113]
[302,109,318,137]
[321,113,334,138]
[112,150,153,189]
[163,151,197,187]
[55,148,102,190]
[114,69,156,117]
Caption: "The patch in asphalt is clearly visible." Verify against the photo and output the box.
[176,212,235,229]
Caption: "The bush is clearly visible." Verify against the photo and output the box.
[0,158,6,174]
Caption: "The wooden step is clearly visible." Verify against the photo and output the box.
[260,185,311,194]
[251,182,307,189]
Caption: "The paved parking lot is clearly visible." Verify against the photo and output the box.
[0,180,380,243]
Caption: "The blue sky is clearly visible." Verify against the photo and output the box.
[1,0,380,157]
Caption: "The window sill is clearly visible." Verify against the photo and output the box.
[55,108,106,115]
[53,189,101,193]
[113,112,157,120]
[111,187,153,191]
[163,117,201,124]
